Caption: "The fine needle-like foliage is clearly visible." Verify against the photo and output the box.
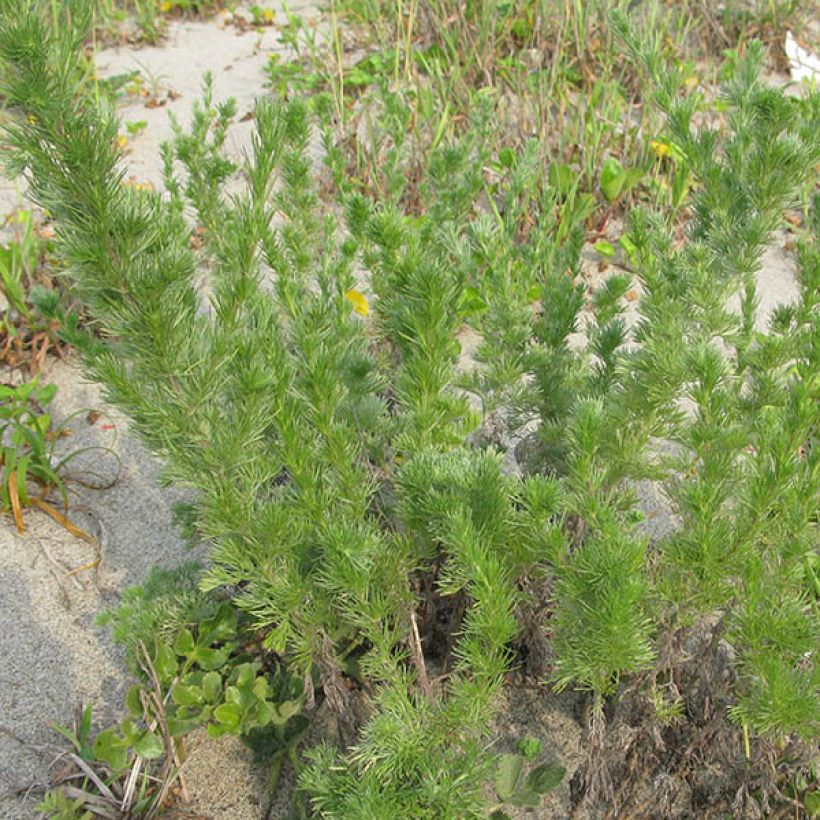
[0,0,817,816]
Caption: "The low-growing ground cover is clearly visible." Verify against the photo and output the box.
[0,0,817,818]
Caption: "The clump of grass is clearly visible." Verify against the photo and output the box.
[0,209,72,372]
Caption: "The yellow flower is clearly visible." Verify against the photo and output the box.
[160,1,172,12]
[262,8,274,22]
[345,290,369,317]
[27,114,37,125]
[116,134,129,150]
[650,139,671,159]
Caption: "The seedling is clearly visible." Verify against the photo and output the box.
[248,4,276,26]
[125,119,148,136]
[0,210,68,371]
[0,377,67,530]
[599,157,644,205]
[0,378,117,539]
[493,751,566,811]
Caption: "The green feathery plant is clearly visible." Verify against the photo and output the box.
[0,1,530,814]
[1,1,818,816]
[614,19,819,742]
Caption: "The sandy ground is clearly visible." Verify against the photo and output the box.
[0,5,808,819]
[95,4,322,191]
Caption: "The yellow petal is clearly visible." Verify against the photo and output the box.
[116,134,129,150]
[650,139,670,159]
[345,289,369,317]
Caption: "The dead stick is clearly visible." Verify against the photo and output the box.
[410,610,433,702]
[139,642,190,804]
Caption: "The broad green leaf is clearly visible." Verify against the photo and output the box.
[196,646,231,670]
[173,628,195,657]
[234,663,257,687]
[119,719,140,744]
[252,675,269,701]
[277,699,301,722]
[125,684,144,716]
[510,787,541,808]
[207,721,231,739]
[133,731,164,759]
[213,702,241,729]
[172,684,204,707]
[618,234,637,264]
[571,192,597,224]
[525,761,566,793]
[224,685,242,706]
[202,671,222,703]
[152,641,178,681]
[548,162,574,198]
[92,728,129,772]
[621,167,644,194]
[496,753,524,802]
[200,604,237,642]
[35,383,57,404]
[600,157,625,203]
[167,715,201,737]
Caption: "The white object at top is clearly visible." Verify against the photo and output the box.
[785,31,820,83]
